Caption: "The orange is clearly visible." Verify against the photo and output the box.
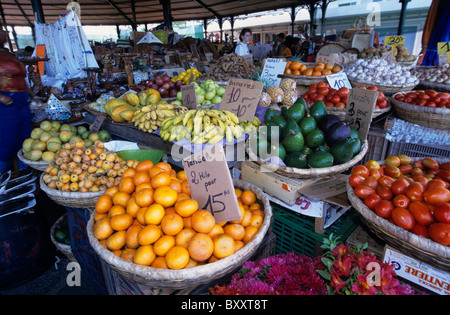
[303,68,313,76]
[208,224,224,239]
[243,226,259,243]
[108,205,126,217]
[104,186,119,198]
[252,209,265,218]
[93,217,114,240]
[180,180,190,195]
[290,60,301,70]
[284,68,292,75]
[241,190,256,205]
[154,162,172,174]
[125,224,142,249]
[230,204,245,224]
[165,207,176,214]
[136,207,147,225]
[135,182,152,192]
[209,255,219,263]
[95,195,113,214]
[177,192,191,202]
[312,71,323,76]
[112,191,131,207]
[285,60,291,70]
[213,233,235,259]
[126,197,140,218]
[148,166,165,179]
[175,199,198,217]
[322,69,332,75]
[292,69,301,76]
[151,256,169,269]
[314,62,325,72]
[133,171,151,186]
[183,216,192,229]
[137,224,162,245]
[120,248,136,262]
[153,235,175,256]
[133,245,156,266]
[161,213,184,236]
[185,258,198,268]
[165,246,190,269]
[170,169,177,177]
[249,203,261,211]
[332,65,341,73]
[175,228,196,248]
[151,171,172,189]
[176,170,187,181]
[169,179,182,193]
[187,233,214,262]
[154,186,178,207]
[106,230,126,251]
[122,168,136,179]
[240,210,253,227]
[234,240,245,252]
[191,210,215,233]
[224,223,245,241]
[250,214,263,229]
[325,62,333,70]
[299,64,307,73]
[110,213,134,231]
[112,250,122,257]
[119,177,135,194]
[135,160,154,173]
[134,188,154,207]
[144,203,165,225]
[234,188,242,198]
[94,212,107,222]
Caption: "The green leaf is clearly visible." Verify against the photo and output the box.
[316,269,331,281]
[321,257,333,270]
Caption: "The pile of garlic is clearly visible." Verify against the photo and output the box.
[411,63,450,85]
[345,58,419,86]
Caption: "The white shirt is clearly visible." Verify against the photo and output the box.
[235,42,250,56]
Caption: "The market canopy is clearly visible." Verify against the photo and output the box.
[0,0,332,27]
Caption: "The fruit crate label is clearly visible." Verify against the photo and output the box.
[261,58,287,87]
[385,35,405,47]
[438,42,450,55]
[345,87,378,142]
[326,71,352,90]
[182,144,241,223]
[181,83,198,109]
[219,78,263,122]
[90,116,105,134]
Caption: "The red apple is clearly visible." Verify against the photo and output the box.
[162,82,170,90]
[168,80,175,88]
[155,78,164,87]
[162,74,171,82]
[159,88,168,98]
[151,84,159,90]
[169,87,178,97]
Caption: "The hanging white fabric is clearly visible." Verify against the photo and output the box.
[33,10,98,80]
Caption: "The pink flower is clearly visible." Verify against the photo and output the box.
[332,256,353,277]
[332,244,349,257]
[352,273,378,295]
[330,272,348,294]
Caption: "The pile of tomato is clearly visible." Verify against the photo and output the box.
[393,90,450,108]
[302,82,389,109]
[349,155,450,246]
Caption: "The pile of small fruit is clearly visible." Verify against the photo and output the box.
[42,140,136,192]
[302,82,389,109]
[284,61,341,76]
[257,78,299,107]
[171,68,202,85]
[22,120,110,162]
[349,156,450,246]
[132,103,188,133]
[93,161,265,269]
[393,90,450,109]
[174,79,226,107]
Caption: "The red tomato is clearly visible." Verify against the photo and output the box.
[317,81,329,88]
[413,161,424,169]
[411,224,429,238]
[411,175,428,188]
[330,95,341,104]
[423,188,450,205]
[437,93,449,100]
[362,176,378,190]
[375,200,395,218]
[384,165,401,178]
[391,208,415,230]
[378,175,395,189]
[405,182,424,202]
[425,90,438,98]
[309,92,318,100]
[337,87,350,98]
[411,167,424,176]
[364,193,382,210]
[393,195,410,208]
[426,101,437,107]
[317,87,329,95]
[441,162,450,171]
[391,178,410,195]
[325,102,334,107]
[422,157,439,170]
[369,169,382,180]
[434,202,450,224]
[426,179,448,190]
[351,165,370,178]
[409,201,434,226]
[436,170,450,182]
[349,174,365,188]
[377,99,388,109]
[428,223,450,246]
[315,94,325,101]
[367,86,378,91]
[377,91,386,101]
[364,160,380,172]
[376,185,393,200]
[354,185,376,200]
[399,164,413,175]
[417,99,427,106]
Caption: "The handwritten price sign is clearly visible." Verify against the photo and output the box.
[326,72,352,90]
[219,78,263,122]
[345,87,378,141]
[385,35,405,47]
[438,42,450,55]
[181,83,198,109]
[261,58,287,87]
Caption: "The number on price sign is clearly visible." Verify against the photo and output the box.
[326,72,352,90]
[385,35,405,47]
[345,87,378,141]
[438,42,450,55]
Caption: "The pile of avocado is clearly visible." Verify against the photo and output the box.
[256,98,362,169]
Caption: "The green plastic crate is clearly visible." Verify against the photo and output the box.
[271,203,360,257]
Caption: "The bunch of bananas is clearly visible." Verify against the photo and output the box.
[132,103,188,133]
[171,68,203,85]
[159,108,261,145]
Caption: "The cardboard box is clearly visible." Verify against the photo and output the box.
[383,246,450,295]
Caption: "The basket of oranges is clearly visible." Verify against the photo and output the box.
[87,160,273,290]
[281,61,343,85]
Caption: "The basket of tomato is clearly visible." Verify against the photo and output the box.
[347,155,450,270]
[302,82,391,120]
[392,90,450,130]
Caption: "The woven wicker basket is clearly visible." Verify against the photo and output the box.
[17,149,51,172]
[418,80,450,93]
[51,214,77,262]
[87,179,272,290]
[280,63,344,85]
[347,158,450,271]
[349,79,416,96]
[247,139,368,179]
[39,173,104,209]
[391,93,450,130]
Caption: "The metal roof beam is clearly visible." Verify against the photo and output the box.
[191,0,222,19]
[105,0,135,27]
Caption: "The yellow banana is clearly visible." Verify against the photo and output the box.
[225,126,234,144]
[208,133,224,144]
[182,110,195,126]
[223,110,239,124]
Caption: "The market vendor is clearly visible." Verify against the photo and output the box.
[235,28,252,56]
[0,30,32,172]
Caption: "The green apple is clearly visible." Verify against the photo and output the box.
[205,90,216,101]
[173,100,182,106]
[203,100,212,105]
[194,85,202,94]
[211,95,222,104]
[177,91,182,101]
[197,94,205,104]
[216,87,226,96]
[205,79,214,85]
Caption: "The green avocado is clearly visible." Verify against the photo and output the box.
[350,127,359,140]
[304,129,325,149]
[330,137,356,164]
[281,106,289,119]
[282,119,301,140]
[286,101,306,123]
[309,100,328,122]
[281,130,304,153]
[266,121,281,143]
[308,150,334,168]
[352,137,361,156]
[270,115,287,130]
[300,146,313,157]
[299,115,317,136]
[285,151,308,169]
[264,108,279,124]
[315,144,330,152]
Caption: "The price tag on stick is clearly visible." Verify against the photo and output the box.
[345,87,378,142]
[89,116,105,134]
[182,144,241,223]
[385,35,405,47]
[326,72,352,90]
[181,83,198,109]
[261,58,287,87]
[219,78,263,122]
